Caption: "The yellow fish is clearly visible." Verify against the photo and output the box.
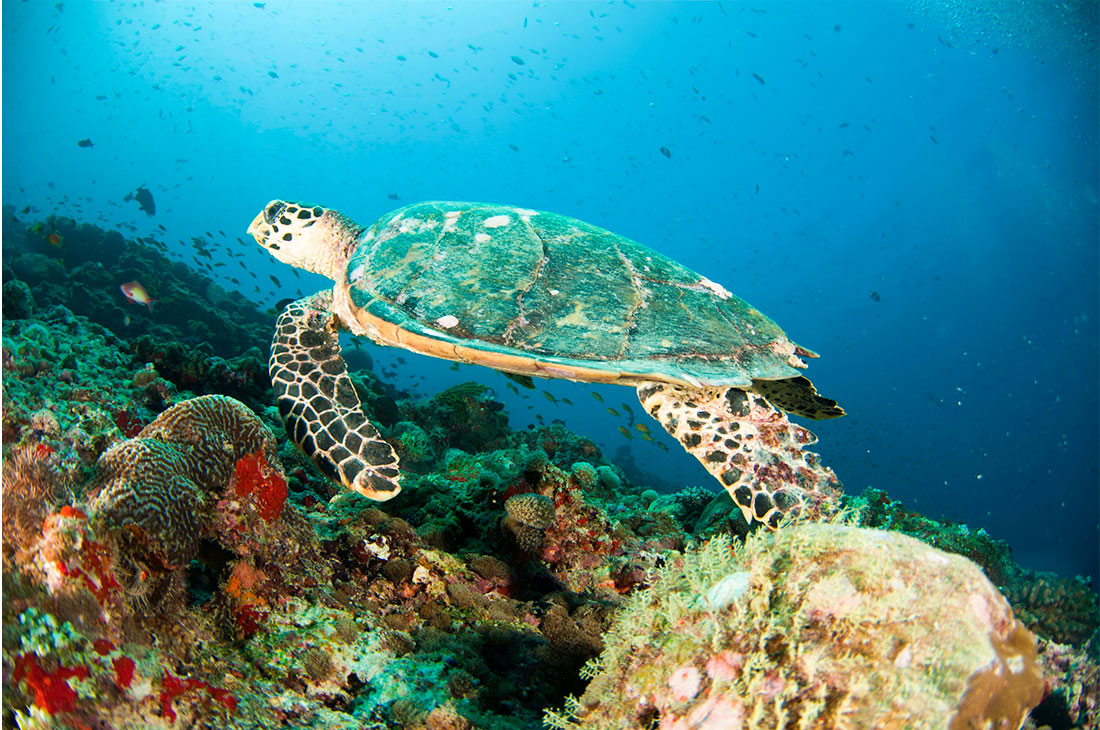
[618,425,633,440]
[561,397,573,406]
[607,407,620,417]
[543,391,558,404]
[634,423,651,435]
[591,391,604,403]
[120,280,157,310]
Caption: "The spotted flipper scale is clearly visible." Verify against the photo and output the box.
[270,292,401,500]
[637,383,842,529]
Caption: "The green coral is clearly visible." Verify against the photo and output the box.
[15,608,83,660]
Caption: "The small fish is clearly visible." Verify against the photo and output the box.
[511,55,526,65]
[561,397,573,406]
[751,72,766,85]
[77,138,94,148]
[870,291,881,302]
[654,441,669,451]
[507,382,520,395]
[634,423,651,435]
[428,50,439,58]
[659,146,672,158]
[387,192,401,200]
[268,70,278,79]
[269,274,281,287]
[621,403,634,417]
[591,391,604,403]
[618,425,633,440]
[543,391,558,404]
[46,233,62,247]
[929,135,938,145]
[607,407,620,417]
[20,205,30,214]
[120,280,156,309]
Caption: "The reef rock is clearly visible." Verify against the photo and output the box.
[552,523,1044,730]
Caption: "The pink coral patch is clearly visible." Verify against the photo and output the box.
[705,651,742,682]
[667,665,702,702]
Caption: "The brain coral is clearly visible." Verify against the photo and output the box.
[88,395,283,571]
[550,523,1044,730]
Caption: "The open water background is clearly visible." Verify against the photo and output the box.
[3,1,1097,582]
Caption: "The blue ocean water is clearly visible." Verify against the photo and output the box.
[3,0,1096,586]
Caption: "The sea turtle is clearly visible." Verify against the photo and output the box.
[247,200,845,529]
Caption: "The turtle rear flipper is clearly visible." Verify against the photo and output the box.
[271,292,401,500]
[637,383,842,529]
[752,376,845,419]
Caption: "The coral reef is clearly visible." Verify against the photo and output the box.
[2,212,1096,729]
[547,523,1045,729]
[1030,637,1100,729]
[3,208,272,358]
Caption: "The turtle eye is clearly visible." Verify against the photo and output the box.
[264,201,284,225]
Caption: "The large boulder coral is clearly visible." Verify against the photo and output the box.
[550,523,1044,730]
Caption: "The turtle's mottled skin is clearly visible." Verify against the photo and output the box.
[248,200,844,528]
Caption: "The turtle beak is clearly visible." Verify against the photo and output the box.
[246,210,266,241]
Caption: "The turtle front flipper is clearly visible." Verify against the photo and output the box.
[271,292,401,500]
[637,383,842,529]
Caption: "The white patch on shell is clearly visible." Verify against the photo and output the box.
[474,233,491,243]
[699,277,733,300]
[348,263,366,282]
[436,314,460,329]
[483,214,511,228]
[549,289,560,295]
[443,210,461,232]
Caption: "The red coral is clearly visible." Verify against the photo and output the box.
[55,536,120,606]
[113,656,136,690]
[230,450,287,521]
[13,653,89,715]
[234,603,267,637]
[112,409,144,438]
[159,672,237,722]
[58,505,86,520]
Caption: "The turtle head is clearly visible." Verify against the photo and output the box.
[248,200,360,281]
